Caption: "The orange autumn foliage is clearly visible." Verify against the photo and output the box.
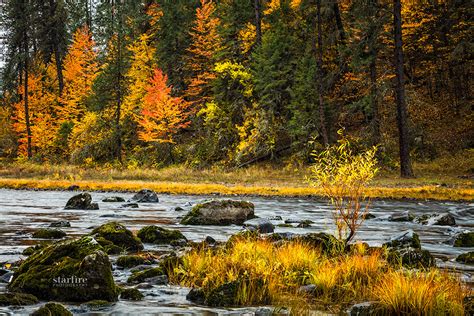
[60,26,99,123]
[139,69,191,144]
[185,0,221,108]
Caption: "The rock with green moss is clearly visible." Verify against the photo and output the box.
[32,228,66,239]
[120,288,144,301]
[8,236,119,302]
[180,200,255,225]
[65,193,98,210]
[456,252,474,264]
[91,222,143,252]
[387,247,435,269]
[389,211,415,222]
[205,279,240,307]
[23,242,51,256]
[95,237,123,255]
[116,255,152,269]
[383,230,421,249]
[127,266,166,284]
[82,300,112,309]
[453,232,474,247]
[137,225,187,244]
[295,233,343,254]
[0,292,38,306]
[31,302,72,316]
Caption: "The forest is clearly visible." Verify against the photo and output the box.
[0,0,472,178]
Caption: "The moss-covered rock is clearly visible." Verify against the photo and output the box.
[127,266,165,284]
[82,300,112,309]
[31,302,73,316]
[383,230,421,249]
[23,242,51,256]
[204,279,240,307]
[120,288,144,301]
[116,255,152,269]
[137,225,187,244]
[180,200,255,225]
[456,252,474,264]
[32,228,66,239]
[65,193,98,210]
[387,247,435,269]
[91,222,143,252]
[389,211,415,222]
[8,236,119,302]
[454,232,474,247]
[186,288,205,305]
[294,233,343,254]
[0,292,38,306]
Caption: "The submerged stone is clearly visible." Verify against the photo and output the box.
[0,292,38,306]
[31,302,73,316]
[243,218,275,233]
[137,225,187,244]
[8,236,118,302]
[453,232,474,247]
[32,228,66,239]
[65,193,99,210]
[49,221,71,228]
[91,222,143,252]
[121,203,139,208]
[120,288,144,301]
[181,200,255,225]
[129,189,159,203]
[102,196,125,203]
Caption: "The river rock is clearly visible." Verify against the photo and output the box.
[348,302,380,315]
[137,225,187,244]
[295,232,342,253]
[127,267,166,284]
[31,302,73,316]
[456,252,473,264]
[121,203,139,208]
[49,221,71,228]
[389,211,415,222]
[205,279,240,307]
[453,232,474,247]
[0,271,13,283]
[8,236,119,302]
[383,230,421,249]
[284,219,314,225]
[243,218,275,233]
[116,255,153,269]
[102,196,125,203]
[129,189,159,203]
[32,228,66,239]
[180,200,255,225]
[91,222,143,252]
[65,193,99,210]
[186,288,205,305]
[0,292,38,306]
[120,288,144,301]
[416,213,456,226]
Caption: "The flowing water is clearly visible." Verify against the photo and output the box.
[0,189,472,315]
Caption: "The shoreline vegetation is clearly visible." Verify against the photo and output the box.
[0,160,472,201]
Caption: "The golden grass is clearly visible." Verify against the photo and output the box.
[0,158,472,200]
[169,239,471,314]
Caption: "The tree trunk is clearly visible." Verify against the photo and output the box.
[316,0,329,146]
[49,0,64,95]
[54,47,64,95]
[114,0,123,163]
[369,0,380,145]
[332,0,345,43]
[393,0,414,178]
[23,33,32,159]
[254,0,262,46]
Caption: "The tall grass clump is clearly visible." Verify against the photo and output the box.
[309,130,378,244]
[374,270,469,315]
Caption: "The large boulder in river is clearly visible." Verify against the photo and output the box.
[129,189,159,203]
[91,222,143,252]
[8,236,119,302]
[384,230,435,269]
[453,232,474,247]
[243,218,274,233]
[137,225,187,244]
[180,200,255,225]
[65,193,99,210]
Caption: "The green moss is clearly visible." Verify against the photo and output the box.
[23,242,51,256]
[295,233,344,255]
[31,302,73,316]
[0,292,38,306]
[454,232,474,247]
[277,224,293,228]
[137,226,186,244]
[456,252,473,264]
[127,266,165,284]
[32,228,66,239]
[205,279,240,307]
[387,248,435,269]
[9,236,119,302]
[384,232,421,249]
[116,255,151,268]
[91,222,143,252]
[120,288,144,301]
[83,300,111,308]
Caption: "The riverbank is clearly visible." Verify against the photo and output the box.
[0,160,472,201]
